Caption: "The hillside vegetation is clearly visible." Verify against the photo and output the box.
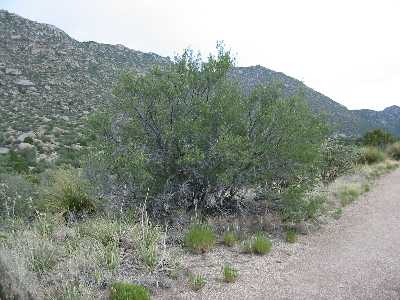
[1,9,400,170]
[1,36,399,298]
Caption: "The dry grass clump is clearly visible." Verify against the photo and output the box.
[358,147,385,165]
[223,231,237,247]
[78,217,122,247]
[39,168,96,215]
[386,142,400,160]
[0,211,178,299]
[338,183,362,206]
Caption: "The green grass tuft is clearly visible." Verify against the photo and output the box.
[184,224,215,254]
[223,232,237,247]
[223,264,239,283]
[241,233,272,255]
[189,274,206,291]
[332,207,343,219]
[285,229,297,243]
[110,282,150,300]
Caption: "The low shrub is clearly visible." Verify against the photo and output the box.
[279,190,326,223]
[78,218,121,247]
[0,174,37,220]
[386,142,400,160]
[189,274,206,291]
[29,240,59,273]
[223,264,239,283]
[223,232,237,247]
[184,224,215,254]
[361,182,370,193]
[338,184,362,206]
[105,243,120,270]
[285,229,297,243]
[332,207,343,220]
[110,282,150,300]
[320,138,360,183]
[358,147,385,165]
[39,168,96,215]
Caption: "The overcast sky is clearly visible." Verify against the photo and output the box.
[2,0,400,110]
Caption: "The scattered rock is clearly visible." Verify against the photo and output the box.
[17,131,35,142]
[17,142,34,151]
[15,79,35,86]
[5,68,21,75]
[0,147,10,154]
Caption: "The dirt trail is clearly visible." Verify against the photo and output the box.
[164,169,400,300]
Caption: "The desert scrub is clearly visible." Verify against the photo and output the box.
[338,184,362,206]
[361,182,371,193]
[358,147,385,165]
[280,191,326,223]
[184,224,215,254]
[78,218,122,247]
[189,274,206,291]
[241,233,272,255]
[110,282,150,300]
[320,138,360,183]
[387,142,400,160]
[105,242,120,270]
[223,231,237,247]
[285,229,297,243]
[29,240,61,274]
[39,168,96,215]
[332,207,343,219]
[0,174,38,220]
[223,264,239,283]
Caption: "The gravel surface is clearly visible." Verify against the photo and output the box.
[159,169,400,300]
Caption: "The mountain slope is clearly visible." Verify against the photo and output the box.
[0,10,399,160]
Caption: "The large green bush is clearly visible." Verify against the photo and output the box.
[362,128,396,148]
[90,45,327,216]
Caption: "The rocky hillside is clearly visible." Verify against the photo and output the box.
[0,9,399,161]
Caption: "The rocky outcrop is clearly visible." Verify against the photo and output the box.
[0,9,398,163]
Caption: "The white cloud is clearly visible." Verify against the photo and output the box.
[3,0,400,110]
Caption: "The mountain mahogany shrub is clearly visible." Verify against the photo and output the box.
[90,45,328,216]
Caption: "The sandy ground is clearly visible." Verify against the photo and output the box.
[158,169,400,300]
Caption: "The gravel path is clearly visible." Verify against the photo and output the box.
[163,169,400,300]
